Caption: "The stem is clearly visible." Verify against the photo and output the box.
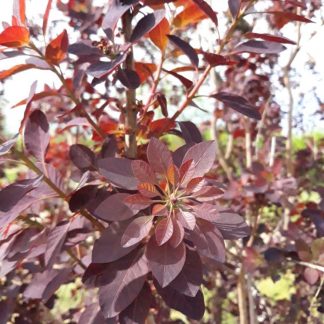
[122,11,137,158]
[237,266,249,324]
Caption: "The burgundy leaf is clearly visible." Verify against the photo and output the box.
[156,93,168,117]
[121,216,154,247]
[97,157,138,190]
[69,40,102,57]
[266,11,313,29]
[69,185,98,212]
[70,144,96,171]
[45,221,70,268]
[186,177,206,193]
[212,92,261,120]
[116,68,141,89]
[178,210,196,230]
[169,219,184,248]
[98,251,149,318]
[179,121,202,144]
[192,0,218,26]
[146,237,186,287]
[163,68,193,90]
[130,10,165,43]
[138,182,160,198]
[94,193,138,222]
[155,281,205,320]
[202,52,231,67]
[155,217,174,246]
[182,141,216,179]
[214,212,251,239]
[100,136,118,159]
[0,134,18,155]
[24,109,50,162]
[131,160,156,184]
[92,223,138,263]
[194,186,224,201]
[123,193,152,210]
[147,138,173,174]
[193,203,219,222]
[233,40,286,54]
[189,221,226,262]
[167,35,199,68]
[228,0,240,18]
[244,32,296,45]
[169,248,202,297]
[23,268,71,302]
[119,283,154,324]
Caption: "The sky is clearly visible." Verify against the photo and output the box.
[0,0,323,136]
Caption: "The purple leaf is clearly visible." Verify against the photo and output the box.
[212,92,261,120]
[233,40,286,54]
[70,144,96,171]
[97,157,138,190]
[121,216,154,247]
[69,185,98,212]
[24,109,50,162]
[131,160,156,184]
[179,121,202,144]
[169,248,202,297]
[147,138,173,174]
[98,251,149,318]
[99,136,117,158]
[155,217,174,246]
[193,203,219,222]
[178,210,196,230]
[189,221,226,262]
[228,0,240,18]
[116,68,141,89]
[169,219,184,248]
[23,268,71,302]
[123,193,152,210]
[78,303,108,324]
[94,193,138,222]
[146,237,186,288]
[182,141,216,179]
[130,10,165,43]
[68,40,102,57]
[0,134,18,155]
[214,212,251,239]
[244,32,296,45]
[92,223,138,263]
[192,0,218,26]
[155,281,205,320]
[167,35,199,68]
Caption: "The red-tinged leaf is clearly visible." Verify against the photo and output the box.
[182,141,216,179]
[130,10,165,43]
[169,219,184,248]
[228,0,240,19]
[155,281,205,320]
[12,90,58,107]
[138,182,160,198]
[213,212,251,239]
[134,62,156,83]
[45,221,70,267]
[156,92,168,117]
[174,2,208,28]
[23,268,71,302]
[0,176,42,212]
[179,159,195,184]
[131,160,156,184]
[69,144,95,171]
[155,217,174,246]
[186,177,206,193]
[98,250,149,318]
[267,11,313,29]
[45,30,69,65]
[116,68,141,89]
[123,193,152,210]
[148,18,170,51]
[94,193,138,222]
[146,237,186,287]
[193,203,219,222]
[244,32,296,45]
[0,134,18,156]
[202,52,233,67]
[189,221,226,262]
[212,92,261,120]
[149,118,176,137]
[121,216,154,247]
[87,54,127,79]
[304,268,319,285]
[0,63,35,80]
[92,223,139,263]
[69,185,98,212]
[169,248,202,297]
[43,0,53,35]
[167,35,199,68]
[13,0,26,25]
[179,121,202,144]
[163,68,193,89]
[0,26,29,47]
[233,40,286,55]
[147,138,173,174]
[152,203,167,216]
[178,210,196,231]
[24,110,50,163]
[192,0,218,26]
[97,157,139,190]
[120,283,154,324]
[194,186,224,201]
[167,164,179,186]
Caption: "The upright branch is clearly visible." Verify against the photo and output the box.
[122,10,137,158]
